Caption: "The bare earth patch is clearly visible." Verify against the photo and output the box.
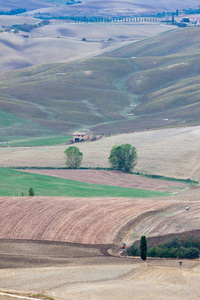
[0,194,200,300]
[21,169,188,191]
[0,240,199,300]
[0,197,174,244]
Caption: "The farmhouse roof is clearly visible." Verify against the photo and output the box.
[73,132,87,136]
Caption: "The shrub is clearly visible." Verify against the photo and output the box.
[28,187,34,196]
[127,245,139,256]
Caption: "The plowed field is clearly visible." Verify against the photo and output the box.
[0,197,173,244]
[124,202,200,245]
[21,169,188,191]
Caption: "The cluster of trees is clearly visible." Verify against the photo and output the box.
[64,144,137,172]
[127,236,200,259]
[20,187,34,196]
[35,14,122,23]
[0,8,26,15]
[5,20,50,33]
[66,0,81,5]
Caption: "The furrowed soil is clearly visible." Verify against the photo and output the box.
[0,197,175,244]
[0,192,200,299]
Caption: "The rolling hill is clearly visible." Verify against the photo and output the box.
[26,0,200,18]
[0,27,200,144]
[0,0,56,11]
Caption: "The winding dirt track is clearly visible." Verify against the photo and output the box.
[0,197,173,244]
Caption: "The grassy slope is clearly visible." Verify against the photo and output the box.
[1,28,200,143]
[0,168,169,197]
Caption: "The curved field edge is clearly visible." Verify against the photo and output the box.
[16,169,191,192]
[1,126,200,182]
[0,197,175,244]
[122,202,200,246]
[0,168,170,197]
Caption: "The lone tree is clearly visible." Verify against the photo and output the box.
[108,144,137,173]
[64,146,83,169]
[140,236,147,261]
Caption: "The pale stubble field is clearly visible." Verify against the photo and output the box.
[0,19,176,73]
[1,126,200,181]
[0,127,200,298]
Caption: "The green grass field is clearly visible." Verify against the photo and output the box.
[0,28,200,142]
[0,168,169,197]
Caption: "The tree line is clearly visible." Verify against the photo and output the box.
[0,8,26,15]
[127,236,200,259]
[4,20,50,33]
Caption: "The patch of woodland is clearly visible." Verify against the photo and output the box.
[127,233,200,259]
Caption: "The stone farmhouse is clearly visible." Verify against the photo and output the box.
[73,132,93,142]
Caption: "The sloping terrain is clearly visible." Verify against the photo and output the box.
[0,23,170,73]
[0,0,56,11]
[1,126,200,181]
[20,169,188,191]
[0,258,199,300]
[31,0,200,18]
[1,0,199,12]
[0,28,200,144]
[124,202,200,246]
[79,0,199,10]
[0,197,172,244]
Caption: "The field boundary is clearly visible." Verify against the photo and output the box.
[113,203,178,244]
[10,167,199,185]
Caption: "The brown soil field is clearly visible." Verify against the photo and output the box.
[1,126,200,181]
[123,202,200,246]
[0,193,200,299]
[0,240,199,300]
[21,169,188,191]
[0,197,174,244]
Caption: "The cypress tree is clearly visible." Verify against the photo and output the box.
[140,236,147,261]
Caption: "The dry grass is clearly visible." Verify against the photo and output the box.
[0,255,199,300]
[77,0,199,11]
[0,0,56,11]
[124,200,200,246]
[0,21,175,73]
[1,126,200,181]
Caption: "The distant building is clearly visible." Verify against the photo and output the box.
[72,132,101,142]
[73,132,93,142]
[73,132,87,142]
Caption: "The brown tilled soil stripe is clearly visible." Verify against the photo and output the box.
[113,203,178,244]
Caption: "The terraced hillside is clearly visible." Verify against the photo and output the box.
[1,28,200,144]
